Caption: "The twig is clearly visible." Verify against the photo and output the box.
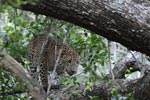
[47,28,69,95]
[13,8,17,31]
[108,40,114,80]
[53,34,68,73]
[0,90,25,96]
[128,50,137,61]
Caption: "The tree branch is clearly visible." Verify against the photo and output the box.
[107,52,143,79]
[0,90,25,96]
[21,0,150,56]
[0,50,46,100]
[47,52,150,100]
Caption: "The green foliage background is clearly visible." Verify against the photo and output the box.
[0,5,107,99]
[0,1,133,100]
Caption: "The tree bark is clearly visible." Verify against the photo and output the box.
[21,0,150,55]
[0,50,46,100]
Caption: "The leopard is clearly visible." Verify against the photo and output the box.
[27,34,79,91]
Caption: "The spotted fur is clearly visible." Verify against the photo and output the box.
[27,34,79,90]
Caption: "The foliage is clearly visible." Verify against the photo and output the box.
[0,7,107,98]
[0,67,26,100]
[0,2,135,100]
[0,0,39,10]
[111,88,134,100]
[0,6,32,100]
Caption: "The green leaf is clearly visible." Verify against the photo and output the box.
[91,96,101,100]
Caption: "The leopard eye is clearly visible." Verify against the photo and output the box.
[68,60,71,63]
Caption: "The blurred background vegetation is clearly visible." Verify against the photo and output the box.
[0,1,148,100]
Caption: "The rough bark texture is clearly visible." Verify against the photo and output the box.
[21,0,150,55]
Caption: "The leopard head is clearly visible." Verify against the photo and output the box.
[56,42,80,76]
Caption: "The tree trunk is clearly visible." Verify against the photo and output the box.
[21,0,150,55]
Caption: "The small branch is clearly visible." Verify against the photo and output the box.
[0,90,25,96]
[13,8,17,31]
[108,40,115,80]
[128,50,137,62]
[47,28,69,95]
[106,52,143,79]
[53,32,68,73]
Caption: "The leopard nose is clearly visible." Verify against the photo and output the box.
[70,71,76,75]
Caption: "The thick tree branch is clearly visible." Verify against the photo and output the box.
[0,50,46,100]
[21,0,150,55]
[107,52,143,79]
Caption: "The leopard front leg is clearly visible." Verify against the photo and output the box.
[39,62,48,92]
